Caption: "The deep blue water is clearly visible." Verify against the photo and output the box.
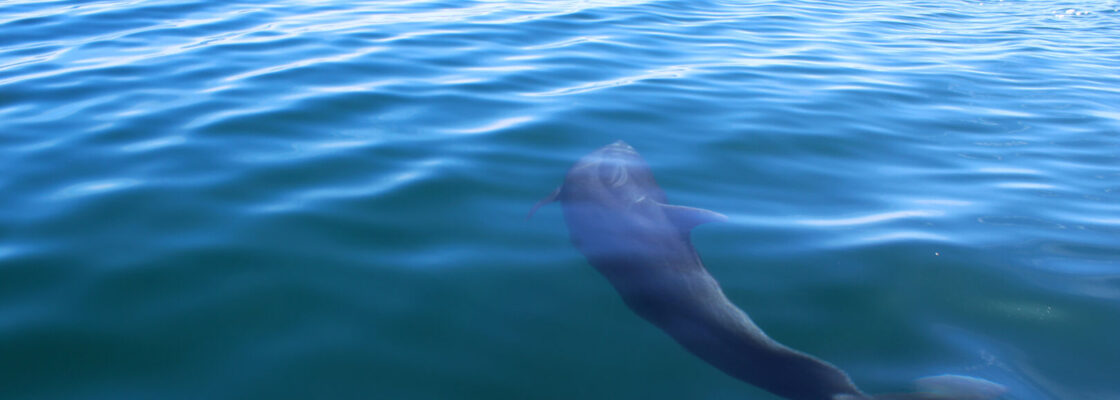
[2,1,1119,399]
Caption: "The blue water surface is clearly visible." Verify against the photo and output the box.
[2,1,1119,399]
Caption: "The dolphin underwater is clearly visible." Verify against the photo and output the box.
[530,141,1006,400]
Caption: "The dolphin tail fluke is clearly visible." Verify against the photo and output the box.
[835,374,1007,400]
[527,186,562,220]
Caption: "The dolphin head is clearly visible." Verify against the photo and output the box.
[561,140,668,212]
[530,141,726,262]
[556,141,683,268]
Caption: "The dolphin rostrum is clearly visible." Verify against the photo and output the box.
[530,141,1006,400]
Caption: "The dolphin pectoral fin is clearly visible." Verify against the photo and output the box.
[528,186,562,219]
[659,203,728,232]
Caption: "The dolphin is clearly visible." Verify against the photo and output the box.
[530,141,1006,400]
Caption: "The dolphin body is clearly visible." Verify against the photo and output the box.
[530,141,1006,400]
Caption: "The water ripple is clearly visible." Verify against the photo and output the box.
[2,0,1119,399]
[797,210,946,227]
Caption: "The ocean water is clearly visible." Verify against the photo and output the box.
[2,0,1118,399]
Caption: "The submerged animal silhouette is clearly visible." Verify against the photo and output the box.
[530,141,1006,400]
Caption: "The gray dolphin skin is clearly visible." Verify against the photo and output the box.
[530,141,1006,400]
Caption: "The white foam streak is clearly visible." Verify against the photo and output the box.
[797,210,944,227]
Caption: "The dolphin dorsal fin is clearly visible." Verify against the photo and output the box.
[527,186,562,220]
[660,203,728,232]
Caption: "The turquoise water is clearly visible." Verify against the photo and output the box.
[2,0,1119,399]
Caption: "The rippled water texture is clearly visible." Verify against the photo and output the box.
[2,1,1119,399]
